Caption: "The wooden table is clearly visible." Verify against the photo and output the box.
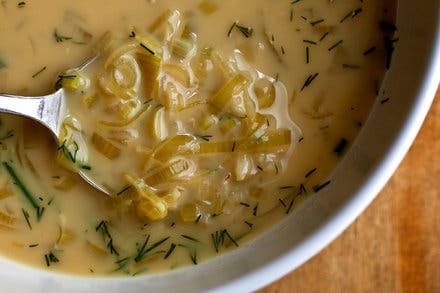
[260,87,439,293]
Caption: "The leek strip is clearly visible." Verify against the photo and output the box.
[153,135,197,160]
[91,133,121,159]
[171,38,194,59]
[99,104,149,127]
[237,129,292,152]
[211,74,249,117]
[162,64,191,87]
[199,141,235,153]
[125,174,168,221]
[146,106,168,142]
[148,10,175,33]
[144,159,191,186]
[136,52,161,98]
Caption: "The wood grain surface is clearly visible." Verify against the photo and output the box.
[259,87,439,293]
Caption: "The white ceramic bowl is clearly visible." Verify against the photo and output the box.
[1,1,439,292]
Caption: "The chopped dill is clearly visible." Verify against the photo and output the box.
[381,97,390,104]
[79,164,92,170]
[44,251,59,267]
[253,203,259,216]
[244,221,254,228]
[363,46,376,56]
[211,229,238,253]
[279,198,287,208]
[301,72,319,91]
[53,29,72,43]
[0,56,6,69]
[334,138,348,155]
[306,46,310,64]
[22,208,32,230]
[340,8,362,23]
[96,220,119,256]
[379,21,397,32]
[303,39,317,45]
[328,40,343,51]
[55,74,76,90]
[194,134,213,142]
[310,19,324,26]
[32,66,47,78]
[140,43,155,55]
[116,185,131,196]
[134,235,170,262]
[228,22,253,38]
[314,181,331,192]
[319,32,329,42]
[342,64,360,69]
[0,129,14,141]
[164,243,177,259]
[3,162,42,218]
[305,168,317,178]
[181,234,200,243]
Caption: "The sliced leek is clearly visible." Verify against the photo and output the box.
[146,105,168,142]
[91,133,121,159]
[211,74,249,117]
[125,174,168,221]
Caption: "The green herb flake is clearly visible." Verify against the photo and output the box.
[194,134,212,142]
[328,40,343,51]
[44,251,59,267]
[305,168,317,178]
[313,181,331,192]
[32,66,47,78]
[96,220,119,256]
[140,43,155,55]
[53,29,72,43]
[244,221,254,228]
[181,234,200,243]
[334,138,348,155]
[363,46,376,56]
[22,208,32,230]
[228,22,253,38]
[300,72,319,91]
[310,19,324,26]
[164,243,177,259]
[134,235,169,262]
[3,162,41,214]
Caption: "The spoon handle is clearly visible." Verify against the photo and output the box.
[0,90,65,138]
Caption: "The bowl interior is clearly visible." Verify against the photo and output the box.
[0,0,439,292]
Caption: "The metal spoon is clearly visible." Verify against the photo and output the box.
[0,89,110,195]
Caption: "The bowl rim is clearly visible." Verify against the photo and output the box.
[212,7,440,293]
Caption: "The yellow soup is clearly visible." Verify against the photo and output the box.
[0,0,396,275]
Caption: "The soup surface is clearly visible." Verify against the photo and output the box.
[0,0,396,275]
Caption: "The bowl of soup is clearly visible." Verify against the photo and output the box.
[0,0,439,291]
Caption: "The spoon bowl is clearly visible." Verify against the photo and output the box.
[0,89,110,195]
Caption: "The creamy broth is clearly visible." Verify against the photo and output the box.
[0,0,396,275]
